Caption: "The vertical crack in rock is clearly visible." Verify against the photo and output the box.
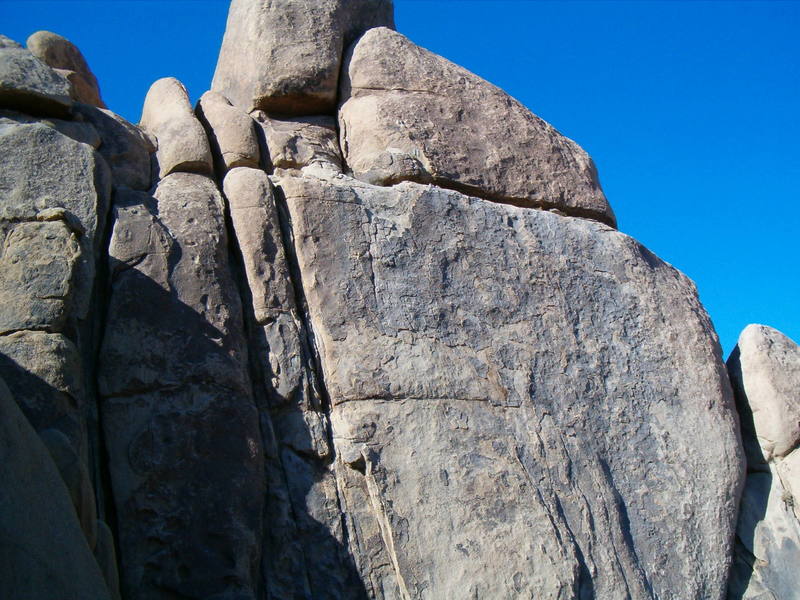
[98,175,265,600]
[727,324,800,599]
[221,164,367,598]
[275,172,743,598]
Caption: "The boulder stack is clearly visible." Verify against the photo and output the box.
[1,2,775,598]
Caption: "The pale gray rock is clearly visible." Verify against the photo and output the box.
[0,35,22,49]
[277,172,742,598]
[253,111,342,174]
[0,377,112,600]
[0,108,101,147]
[727,325,800,600]
[212,0,394,114]
[224,167,295,325]
[0,39,72,117]
[139,77,212,178]
[0,121,112,325]
[27,31,105,107]
[196,90,259,173]
[778,449,800,516]
[339,28,615,226]
[728,472,800,600]
[0,219,81,333]
[99,176,264,599]
[73,104,154,190]
[729,324,800,461]
[39,428,98,549]
[0,331,87,459]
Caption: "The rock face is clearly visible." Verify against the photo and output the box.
[278,172,742,598]
[139,77,213,178]
[0,39,72,116]
[0,378,112,600]
[0,3,761,599]
[339,27,615,226]
[727,325,800,600]
[26,30,105,107]
[196,90,260,173]
[74,104,154,190]
[212,0,395,113]
[99,176,264,599]
[255,112,342,173]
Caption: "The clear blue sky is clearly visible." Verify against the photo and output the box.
[3,1,798,357]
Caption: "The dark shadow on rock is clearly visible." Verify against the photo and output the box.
[0,343,85,458]
[101,182,366,598]
[726,345,771,600]
[220,185,368,600]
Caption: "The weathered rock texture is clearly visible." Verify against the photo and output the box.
[196,90,260,173]
[0,39,72,116]
[0,3,761,599]
[727,325,800,599]
[255,112,342,174]
[140,77,212,178]
[99,176,264,599]
[339,27,615,226]
[277,172,742,598]
[213,0,395,113]
[26,30,105,107]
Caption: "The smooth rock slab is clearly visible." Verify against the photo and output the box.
[39,428,98,549]
[140,77,212,179]
[99,176,264,600]
[0,378,111,600]
[339,28,615,226]
[212,0,394,114]
[278,172,742,599]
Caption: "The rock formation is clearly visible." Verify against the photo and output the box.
[3,0,794,598]
[727,325,800,599]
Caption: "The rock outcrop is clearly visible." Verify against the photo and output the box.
[0,38,72,116]
[26,30,105,107]
[99,175,264,599]
[0,378,112,600]
[339,27,615,226]
[212,0,395,113]
[196,90,260,173]
[140,77,213,178]
[277,171,741,598]
[727,325,800,599]
[0,2,771,599]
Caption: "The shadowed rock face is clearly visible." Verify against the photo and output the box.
[0,378,112,600]
[727,325,800,600]
[0,2,754,599]
[99,177,265,600]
